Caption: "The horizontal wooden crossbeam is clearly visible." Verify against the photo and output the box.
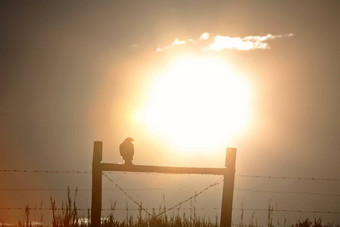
[100,163,227,175]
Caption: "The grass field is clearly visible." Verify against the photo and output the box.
[11,188,337,227]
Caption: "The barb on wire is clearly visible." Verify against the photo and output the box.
[103,174,153,217]
[2,187,340,197]
[1,207,340,215]
[1,169,340,182]
[0,169,90,174]
[152,177,224,218]
[233,208,340,215]
[235,188,340,197]
[0,187,164,192]
[236,174,340,182]
[0,207,90,211]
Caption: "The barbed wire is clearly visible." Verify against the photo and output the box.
[234,188,340,197]
[235,174,340,182]
[152,177,224,218]
[1,207,339,215]
[2,167,339,223]
[0,169,90,174]
[104,174,223,218]
[103,174,153,217]
[0,187,163,192]
[233,208,340,215]
[0,207,90,211]
[1,187,340,197]
[1,169,339,182]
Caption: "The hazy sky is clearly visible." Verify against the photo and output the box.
[1,1,339,225]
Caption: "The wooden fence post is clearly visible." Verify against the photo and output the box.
[91,141,102,227]
[220,147,236,227]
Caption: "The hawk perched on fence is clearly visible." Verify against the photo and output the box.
[119,137,134,165]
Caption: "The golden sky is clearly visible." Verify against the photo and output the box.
[0,0,339,225]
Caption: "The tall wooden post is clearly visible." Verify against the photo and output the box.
[91,141,102,227]
[220,148,236,227]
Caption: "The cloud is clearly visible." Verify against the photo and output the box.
[156,32,294,52]
[208,36,261,51]
[199,32,210,40]
[172,38,186,46]
[156,38,187,52]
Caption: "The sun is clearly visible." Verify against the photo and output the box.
[133,54,251,152]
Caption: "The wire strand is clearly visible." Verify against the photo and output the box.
[1,169,340,182]
[152,177,224,218]
[103,174,153,217]
[1,207,339,215]
[1,169,339,182]
[0,169,90,174]
[2,187,339,198]
[236,174,340,182]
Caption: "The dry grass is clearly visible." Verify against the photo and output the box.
[16,188,337,227]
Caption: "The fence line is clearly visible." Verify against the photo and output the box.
[1,207,339,215]
[1,169,339,182]
[2,168,340,220]
[236,174,340,182]
[233,208,340,215]
[234,188,340,197]
[0,187,163,192]
[1,187,340,197]
[0,169,90,174]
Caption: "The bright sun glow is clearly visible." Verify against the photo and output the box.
[134,55,251,151]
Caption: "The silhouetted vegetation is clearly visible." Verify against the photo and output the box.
[13,188,338,227]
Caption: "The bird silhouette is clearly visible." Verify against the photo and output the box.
[120,137,134,165]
